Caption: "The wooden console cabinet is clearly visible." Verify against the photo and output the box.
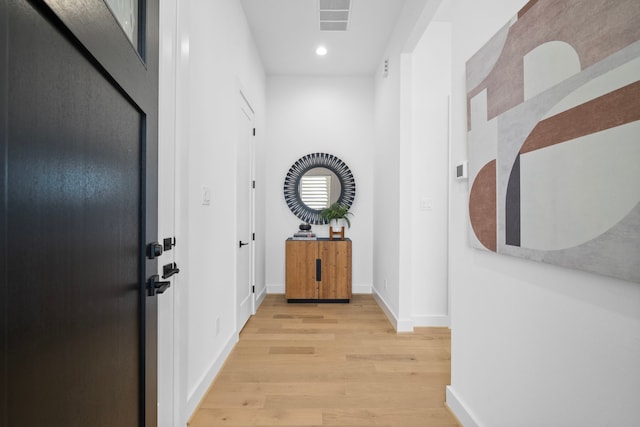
[285,238,352,302]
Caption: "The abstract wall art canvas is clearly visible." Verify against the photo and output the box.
[466,0,640,283]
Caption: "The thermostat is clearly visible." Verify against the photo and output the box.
[456,161,468,180]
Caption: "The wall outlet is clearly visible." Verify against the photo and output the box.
[202,186,211,205]
[420,198,433,211]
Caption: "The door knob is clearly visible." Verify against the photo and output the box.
[147,275,171,296]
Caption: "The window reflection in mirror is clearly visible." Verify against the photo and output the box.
[299,167,341,210]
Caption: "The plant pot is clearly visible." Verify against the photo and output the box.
[329,219,345,240]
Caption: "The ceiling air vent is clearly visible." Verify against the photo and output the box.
[319,0,350,32]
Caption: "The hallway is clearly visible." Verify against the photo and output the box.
[189,295,460,426]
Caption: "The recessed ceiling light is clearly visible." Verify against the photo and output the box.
[316,46,328,56]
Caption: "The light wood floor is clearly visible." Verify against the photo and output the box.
[189,294,460,427]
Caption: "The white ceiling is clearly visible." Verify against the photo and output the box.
[239,0,409,76]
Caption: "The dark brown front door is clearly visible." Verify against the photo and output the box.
[0,0,159,426]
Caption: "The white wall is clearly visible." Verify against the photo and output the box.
[164,0,267,424]
[372,39,402,322]
[410,21,451,327]
[445,0,640,425]
[372,0,446,331]
[265,76,374,294]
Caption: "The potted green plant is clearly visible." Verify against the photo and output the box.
[320,202,352,240]
[320,202,353,232]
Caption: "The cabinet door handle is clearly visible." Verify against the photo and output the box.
[316,259,321,281]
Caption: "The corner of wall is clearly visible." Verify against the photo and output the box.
[372,288,414,332]
[446,386,481,427]
[413,314,450,328]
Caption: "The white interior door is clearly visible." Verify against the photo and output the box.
[236,93,255,331]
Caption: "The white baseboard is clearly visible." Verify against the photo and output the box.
[352,284,372,294]
[371,289,450,331]
[413,314,450,327]
[446,385,481,427]
[396,318,413,332]
[255,285,267,307]
[372,288,413,332]
[186,333,238,419]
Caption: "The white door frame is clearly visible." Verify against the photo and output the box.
[157,0,186,424]
[157,1,176,423]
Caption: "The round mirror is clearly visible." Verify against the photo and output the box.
[284,153,355,225]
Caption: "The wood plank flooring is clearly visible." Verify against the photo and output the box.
[188,294,460,427]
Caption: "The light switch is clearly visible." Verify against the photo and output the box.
[456,160,468,179]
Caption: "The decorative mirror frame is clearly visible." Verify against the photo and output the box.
[284,153,356,225]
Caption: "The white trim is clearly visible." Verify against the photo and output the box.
[255,285,267,307]
[372,288,414,332]
[352,283,372,294]
[396,318,413,332]
[186,333,238,419]
[173,0,190,423]
[372,289,396,327]
[446,386,481,427]
[157,0,179,426]
[413,314,450,327]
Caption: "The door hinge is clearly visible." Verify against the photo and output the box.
[252,180,255,189]
[252,233,255,241]
[252,128,256,136]
[252,285,255,293]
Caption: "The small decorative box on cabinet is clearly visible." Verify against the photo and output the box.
[285,238,352,303]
